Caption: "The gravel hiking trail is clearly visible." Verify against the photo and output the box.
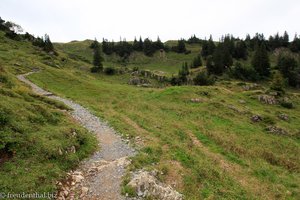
[17,72,135,200]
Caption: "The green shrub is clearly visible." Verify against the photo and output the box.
[0,75,8,83]
[0,108,11,127]
[270,71,285,93]
[104,67,116,75]
[262,116,276,125]
[90,66,102,73]
[280,101,294,109]
[193,71,215,86]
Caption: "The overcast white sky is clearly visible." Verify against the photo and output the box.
[0,0,299,42]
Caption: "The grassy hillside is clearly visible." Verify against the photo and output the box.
[54,41,201,75]
[29,66,300,199]
[0,31,97,193]
[2,28,300,199]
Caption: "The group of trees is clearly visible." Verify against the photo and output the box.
[101,37,166,58]
[32,34,55,52]
[171,39,189,54]
[0,17,55,53]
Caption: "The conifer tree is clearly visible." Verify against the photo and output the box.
[191,54,202,68]
[91,39,104,73]
[133,37,139,51]
[177,39,186,53]
[270,71,285,92]
[143,38,155,56]
[178,62,189,83]
[277,54,299,86]
[282,31,289,47]
[138,36,144,51]
[44,34,54,52]
[251,43,270,77]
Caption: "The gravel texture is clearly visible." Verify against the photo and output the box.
[17,72,135,200]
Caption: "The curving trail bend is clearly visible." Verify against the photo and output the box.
[17,72,135,200]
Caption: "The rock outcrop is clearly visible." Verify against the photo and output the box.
[127,170,183,200]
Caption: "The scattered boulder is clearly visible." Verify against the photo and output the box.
[267,126,288,136]
[238,100,246,104]
[127,170,183,200]
[190,98,203,103]
[243,83,259,91]
[58,148,63,156]
[278,113,289,121]
[80,187,89,198]
[251,115,262,122]
[68,146,76,154]
[258,95,277,105]
[128,77,151,86]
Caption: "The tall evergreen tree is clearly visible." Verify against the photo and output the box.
[178,62,189,83]
[277,54,299,86]
[289,35,300,52]
[191,54,202,68]
[133,37,139,51]
[270,71,285,92]
[143,38,155,56]
[282,31,289,47]
[202,35,216,58]
[177,39,186,53]
[209,44,232,75]
[44,34,54,52]
[154,36,164,50]
[234,40,248,59]
[91,39,104,73]
[251,43,270,77]
[138,36,144,51]
[207,35,216,56]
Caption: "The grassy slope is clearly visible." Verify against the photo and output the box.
[0,32,97,193]
[54,41,201,75]
[29,67,300,199]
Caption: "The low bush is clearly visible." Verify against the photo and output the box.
[193,71,215,86]
[280,101,294,109]
[104,67,116,75]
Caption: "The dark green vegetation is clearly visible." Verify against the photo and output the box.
[1,17,300,199]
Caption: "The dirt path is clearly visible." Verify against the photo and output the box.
[17,72,135,200]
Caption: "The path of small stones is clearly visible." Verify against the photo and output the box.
[17,72,136,200]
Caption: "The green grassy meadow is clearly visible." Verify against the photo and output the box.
[29,67,300,199]
[1,29,300,199]
[0,32,97,194]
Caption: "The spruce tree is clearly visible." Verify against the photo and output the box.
[270,71,285,92]
[143,38,155,56]
[44,34,54,52]
[177,39,186,53]
[191,54,202,68]
[133,37,139,51]
[277,54,299,86]
[138,36,144,51]
[282,31,289,47]
[91,39,104,73]
[207,35,216,55]
[178,62,189,83]
[155,36,164,50]
[251,43,270,77]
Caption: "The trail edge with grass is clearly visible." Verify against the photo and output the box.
[17,71,135,199]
